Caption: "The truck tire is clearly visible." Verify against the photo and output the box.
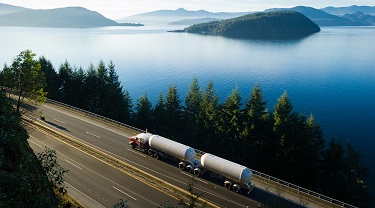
[154,153,160,160]
[148,149,153,156]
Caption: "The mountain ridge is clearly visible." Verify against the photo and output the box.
[0,5,143,28]
[264,6,364,26]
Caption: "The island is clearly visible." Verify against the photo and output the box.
[175,11,320,39]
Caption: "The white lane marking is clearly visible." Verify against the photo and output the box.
[180,172,208,184]
[113,186,137,200]
[65,159,82,170]
[126,148,146,157]
[66,182,106,208]
[39,106,244,207]
[86,131,101,138]
[44,105,129,137]
[29,140,42,148]
[53,118,65,124]
[29,135,159,206]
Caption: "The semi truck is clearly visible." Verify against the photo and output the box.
[129,133,253,194]
[129,133,200,172]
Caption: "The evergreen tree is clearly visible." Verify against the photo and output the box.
[242,83,274,172]
[38,56,59,100]
[133,94,153,132]
[272,91,300,180]
[165,85,183,142]
[69,67,86,108]
[153,92,167,135]
[96,60,109,115]
[215,87,243,160]
[184,77,202,145]
[121,90,133,124]
[57,61,74,105]
[197,81,219,152]
[321,139,372,207]
[84,64,99,113]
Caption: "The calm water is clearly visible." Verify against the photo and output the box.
[1,26,375,193]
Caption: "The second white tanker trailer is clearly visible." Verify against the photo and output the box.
[195,153,253,193]
[129,133,253,194]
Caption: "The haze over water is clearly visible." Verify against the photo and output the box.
[1,25,375,192]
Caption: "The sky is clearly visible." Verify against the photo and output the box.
[1,0,374,20]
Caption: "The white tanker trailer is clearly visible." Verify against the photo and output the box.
[129,133,200,172]
[195,153,253,193]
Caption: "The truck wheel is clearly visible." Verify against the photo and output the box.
[154,153,159,160]
[224,183,231,190]
[131,144,135,149]
[148,150,153,156]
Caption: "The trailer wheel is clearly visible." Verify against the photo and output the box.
[154,153,160,160]
[232,184,241,193]
[225,183,231,190]
[148,149,153,156]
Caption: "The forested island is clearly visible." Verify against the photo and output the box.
[178,11,320,39]
[0,50,372,207]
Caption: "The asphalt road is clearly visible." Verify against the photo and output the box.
[28,128,178,208]
[31,102,261,208]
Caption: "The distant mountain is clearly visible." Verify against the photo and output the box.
[0,3,28,15]
[322,5,375,15]
[117,8,251,25]
[180,11,320,39]
[265,6,363,26]
[343,12,375,25]
[168,18,220,25]
[0,6,143,28]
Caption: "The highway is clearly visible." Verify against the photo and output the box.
[28,128,177,208]
[28,102,261,208]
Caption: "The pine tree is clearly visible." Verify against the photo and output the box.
[242,83,274,172]
[184,77,202,145]
[38,56,59,100]
[165,85,183,142]
[215,87,243,160]
[133,94,153,131]
[197,81,219,152]
[153,92,167,135]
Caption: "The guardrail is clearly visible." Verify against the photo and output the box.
[47,99,146,134]
[46,98,357,208]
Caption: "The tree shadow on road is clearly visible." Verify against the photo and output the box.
[45,121,70,132]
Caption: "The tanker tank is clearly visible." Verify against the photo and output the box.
[200,153,252,188]
[148,135,196,163]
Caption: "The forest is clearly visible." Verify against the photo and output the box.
[0,50,372,207]
[183,11,320,39]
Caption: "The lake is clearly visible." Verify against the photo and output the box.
[1,25,375,194]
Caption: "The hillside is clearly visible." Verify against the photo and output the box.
[0,92,58,207]
[117,8,251,25]
[322,5,375,15]
[343,12,375,25]
[265,6,363,26]
[0,3,28,15]
[182,11,320,39]
[0,6,143,28]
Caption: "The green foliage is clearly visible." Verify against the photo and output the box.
[113,199,129,208]
[37,147,69,194]
[184,11,320,39]
[6,49,368,206]
[0,92,58,207]
[133,94,153,131]
[1,49,47,113]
